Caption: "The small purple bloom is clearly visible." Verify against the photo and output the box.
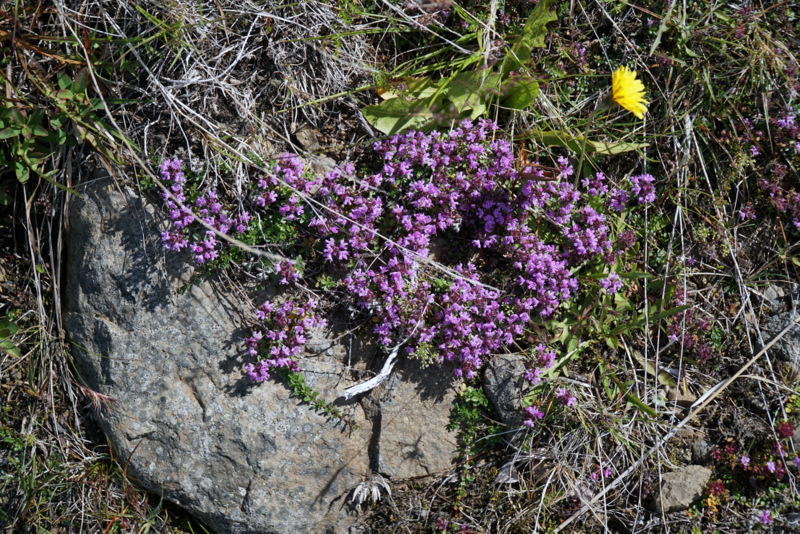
[767,461,776,473]
[599,273,623,295]
[738,203,756,221]
[749,145,759,157]
[556,387,577,407]
[630,174,656,204]
[609,189,628,211]
[741,455,750,468]
[758,509,773,525]
[523,405,544,427]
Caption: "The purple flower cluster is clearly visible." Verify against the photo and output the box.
[667,307,717,364]
[243,298,326,381]
[556,387,577,407]
[599,272,623,295]
[629,174,656,204]
[523,405,544,427]
[158,119,656,390]
[525,344,557,386]
[748,108,800,231]
[157,158,251,264]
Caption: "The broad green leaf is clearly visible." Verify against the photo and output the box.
[0,128,20,139]
[8,107,24,125]
[447,70,501,115]
[590,140,650,155]
[501,77,540,110]
[0,318,18,336]
[527,129,589,152]
[56,89,74,101]
[13,160,29,183]
[73,67,89,94]
[624,391,657,417]
[57,73,72,90]
[30,109,46,126]
[363,95,436,135]
[50,114,68,128]
[1,339,21,359]
[619,271,654,280]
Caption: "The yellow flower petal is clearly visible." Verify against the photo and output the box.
[611,66,648,119]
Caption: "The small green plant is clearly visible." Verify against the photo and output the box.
[277,368,359,431]
[362,0,557,135]
[408,341,438,369]
[0,316,21,358]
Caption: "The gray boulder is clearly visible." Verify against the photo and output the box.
[63,177,457,533]
[650,465,711,513]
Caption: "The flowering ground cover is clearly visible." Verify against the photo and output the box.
[2,0,800,533]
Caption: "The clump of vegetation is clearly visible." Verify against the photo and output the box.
[3,0,800,532]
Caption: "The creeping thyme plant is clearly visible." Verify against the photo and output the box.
[157,119,657,427]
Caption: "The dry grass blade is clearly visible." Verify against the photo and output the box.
[554,314,800,532]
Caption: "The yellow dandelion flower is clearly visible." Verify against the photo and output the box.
[611,65,648,119]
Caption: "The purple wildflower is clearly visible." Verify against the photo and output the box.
[609,189,628,211]
[738,203,756,221]
[523,405,544,427]
[599,273,623,295]
[556,387,577,407]
[758,510,773,525]
[630,174,656,204]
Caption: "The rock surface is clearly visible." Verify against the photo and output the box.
[63,177,458,533]
[650,465,711,513]
[761,312,800,365]
[483,354,528,426]
[362,361,458,479]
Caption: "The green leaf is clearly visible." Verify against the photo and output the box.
[58,73,72,90]
[501,77,540,110]
[447,70,501,116]
[29,109,46,126]
[624,391,657,417]
[73,68,89,94]
[56,89,75,101]
[0,128,20,139]
[1,340,21,359]
[363,95,436,135]
[501,0,557,76]
[8,107,24,125]
[50,113,69,128]
[0,318,18,336]
[13,160,29,183]
[527,130,588,152]
[32,125,48,137]
[590,140,650,155]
